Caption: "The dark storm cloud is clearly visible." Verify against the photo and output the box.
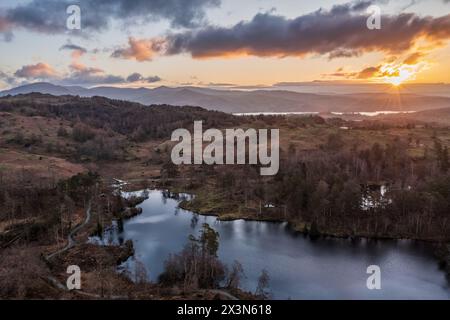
[0,0,220,37]
[160,3,450,59]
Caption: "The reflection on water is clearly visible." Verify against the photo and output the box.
[89,220,123,246]
[332,111,416,117]
[233,111,417,117]
[115,190,448,300]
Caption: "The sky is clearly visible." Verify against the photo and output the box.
[0,0,450,89]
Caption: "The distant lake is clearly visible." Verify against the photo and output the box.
[105,190,449,300]
[233,111,417,117]
[233,112,320,116]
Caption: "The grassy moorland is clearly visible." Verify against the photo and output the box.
[0,93,449,299]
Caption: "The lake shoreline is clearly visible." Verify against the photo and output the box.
[116,187,450,299]
[171,188,450,278]
[178,194,448,242]
[119,180,450,281]
[95,186,258,300]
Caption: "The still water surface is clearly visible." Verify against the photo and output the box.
[114,190,449,299]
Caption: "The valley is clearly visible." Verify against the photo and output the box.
[0,93,449,299]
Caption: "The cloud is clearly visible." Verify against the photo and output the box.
[60,61,122,85]
[60,43,87,54]
[323,65,391,80]
[111,37,166,61]
[126,73,142,82]
[403,52,424,64]
[63,63,161,86]
[126,73,161,83]
[150,3,450,59]
[61,73,125,86]
[0,0,220,39]
[0,18,9,32]
[14,63,58,79]
[58,41,129,86]
[356,66,383,79]
[207,82,236,87]
[12,46,163,86]
[9,61,162,87]
[69,61,103,74]
[328,49,362,60]
[0,17,13,41]
[0,71,16,85]
[61,71,162,86]
[60,43,89,59]
[323,51,429,83]
[143,75,162,83]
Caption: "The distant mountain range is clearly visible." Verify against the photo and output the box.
[2,82,450,113]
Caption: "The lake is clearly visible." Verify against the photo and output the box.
[233,111,416,117]
[109,190,449,300]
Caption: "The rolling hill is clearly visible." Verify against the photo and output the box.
[2,82,450,113]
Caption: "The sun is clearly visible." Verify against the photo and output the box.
[385,68,413,86]
[380,63,419,86]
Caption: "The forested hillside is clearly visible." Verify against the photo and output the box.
[0,94,449,299]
